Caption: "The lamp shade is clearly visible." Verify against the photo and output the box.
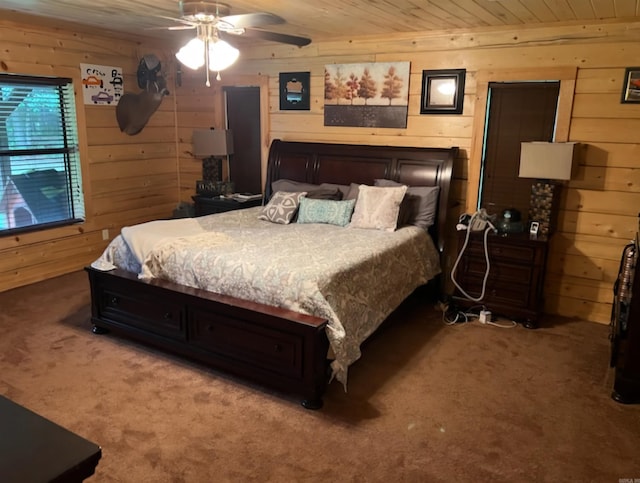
[518,142,577,181]
[192,129,234,157]
[207,39,240,72]
[176,37,205,70]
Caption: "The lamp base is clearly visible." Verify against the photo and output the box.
[528,181,561,238]
[202,157,222,182]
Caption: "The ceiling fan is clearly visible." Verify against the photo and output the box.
[159,1,311,86]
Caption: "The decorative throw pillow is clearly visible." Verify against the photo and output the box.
[258,191,307,224]
[374,179,440,230]
[296,198,356,227]
[349,185,407,232]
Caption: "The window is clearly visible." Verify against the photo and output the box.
[0,74,84,235]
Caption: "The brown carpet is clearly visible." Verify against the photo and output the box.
[1,271,639,482]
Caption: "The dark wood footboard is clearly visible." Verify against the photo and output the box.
[86,267,330,409]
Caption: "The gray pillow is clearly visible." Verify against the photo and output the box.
[374,179,440,230]
[258,191,307,224]
[319,182,351,199]
[271,179,319,194]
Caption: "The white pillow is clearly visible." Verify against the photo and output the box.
[349,185,407,232]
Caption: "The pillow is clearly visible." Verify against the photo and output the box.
[271,179,343,200]
[271,179,319,194]
[349,185,407,232]
[296,198,356,227]
[374,179,440,229]
[257,191,307,224]
[306,187,343,200]
[345,182,361,200]
[319,183,351,199]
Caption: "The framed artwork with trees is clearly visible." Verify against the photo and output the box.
[420,69,466,114]
[324,62,410,128]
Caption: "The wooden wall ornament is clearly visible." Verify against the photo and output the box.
[420,69,466,114]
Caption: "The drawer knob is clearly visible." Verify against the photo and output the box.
[274,344,282,353]
[163,312,172,320]
[110,296,119,305]
[207,324,214,332]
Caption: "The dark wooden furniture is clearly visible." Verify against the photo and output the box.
[86,140,457,408]
[610,232,640,404]
[0,395,101,482]
[192,196,262,216]
[453,231,549,328]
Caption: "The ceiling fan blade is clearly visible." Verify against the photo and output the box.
[238,29,311,47]
[220,12,284,29]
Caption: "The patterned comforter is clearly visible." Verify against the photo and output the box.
[94,207,441,386]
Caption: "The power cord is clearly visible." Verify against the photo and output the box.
[436,301,517,328]
[450,212,497,302]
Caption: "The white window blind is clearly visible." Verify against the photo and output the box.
[0,74,85,234]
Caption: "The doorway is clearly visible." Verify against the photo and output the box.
[224,86,261,194]
[478,81,560,220]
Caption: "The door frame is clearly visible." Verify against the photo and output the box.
[212,74,269,191]
[466,67,577,213]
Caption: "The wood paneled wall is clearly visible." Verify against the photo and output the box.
[2,12,639,326]
[0,16,187,291]
[228,19,640,324]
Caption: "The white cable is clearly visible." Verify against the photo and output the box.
[451,212,495,302]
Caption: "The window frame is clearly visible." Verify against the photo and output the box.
[0,65,92,245]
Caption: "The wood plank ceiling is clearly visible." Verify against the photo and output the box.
[1,0,639,45]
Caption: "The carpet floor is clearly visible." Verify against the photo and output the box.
[0,270,639,482]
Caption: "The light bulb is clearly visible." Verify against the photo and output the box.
[207,38,239,72]
[176,37,205,70]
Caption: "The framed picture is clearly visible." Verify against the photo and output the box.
[279,72,310,110]
[621,67,640,103]
[420,69,466,114]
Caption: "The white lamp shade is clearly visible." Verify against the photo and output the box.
[207,39,239,72]
[192,129,234,157]
[518,142,577,181]
[176,37,205,70]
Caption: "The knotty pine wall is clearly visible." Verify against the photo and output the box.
[229,19,640,324]
[2,12,639,325]
[0,14,219,292]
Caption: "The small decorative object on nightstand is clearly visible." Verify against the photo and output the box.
[192,195,262,217]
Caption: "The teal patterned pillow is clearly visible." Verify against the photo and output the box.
[296,197,356,227]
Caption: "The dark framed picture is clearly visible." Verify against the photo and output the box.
[420,69,466,114]
[279,72,310,110]
[621,67,640,103]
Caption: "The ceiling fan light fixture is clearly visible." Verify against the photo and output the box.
[175,37,205,70]
[207,37,240,72]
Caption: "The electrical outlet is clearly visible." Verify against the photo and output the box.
[101,229,109,241]
[479,310,492,324]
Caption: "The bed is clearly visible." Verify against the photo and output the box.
[86,140,457,408]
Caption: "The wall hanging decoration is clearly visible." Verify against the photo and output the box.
[420,69,466,114]
[80,63,123,105]
[621,67,640,103]
[280,72,310,110]
[324,62,410,128]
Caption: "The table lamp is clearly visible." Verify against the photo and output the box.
[518,141,577,237]
[193,128,234,195]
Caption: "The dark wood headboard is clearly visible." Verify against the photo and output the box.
[264,139,457,255]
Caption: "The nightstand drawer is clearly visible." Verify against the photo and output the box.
[465,238,537,263]
[463,258,533,283]
[461,277,531,307]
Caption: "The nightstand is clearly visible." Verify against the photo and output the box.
[452,231,549,328]
[192,195,262,217]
